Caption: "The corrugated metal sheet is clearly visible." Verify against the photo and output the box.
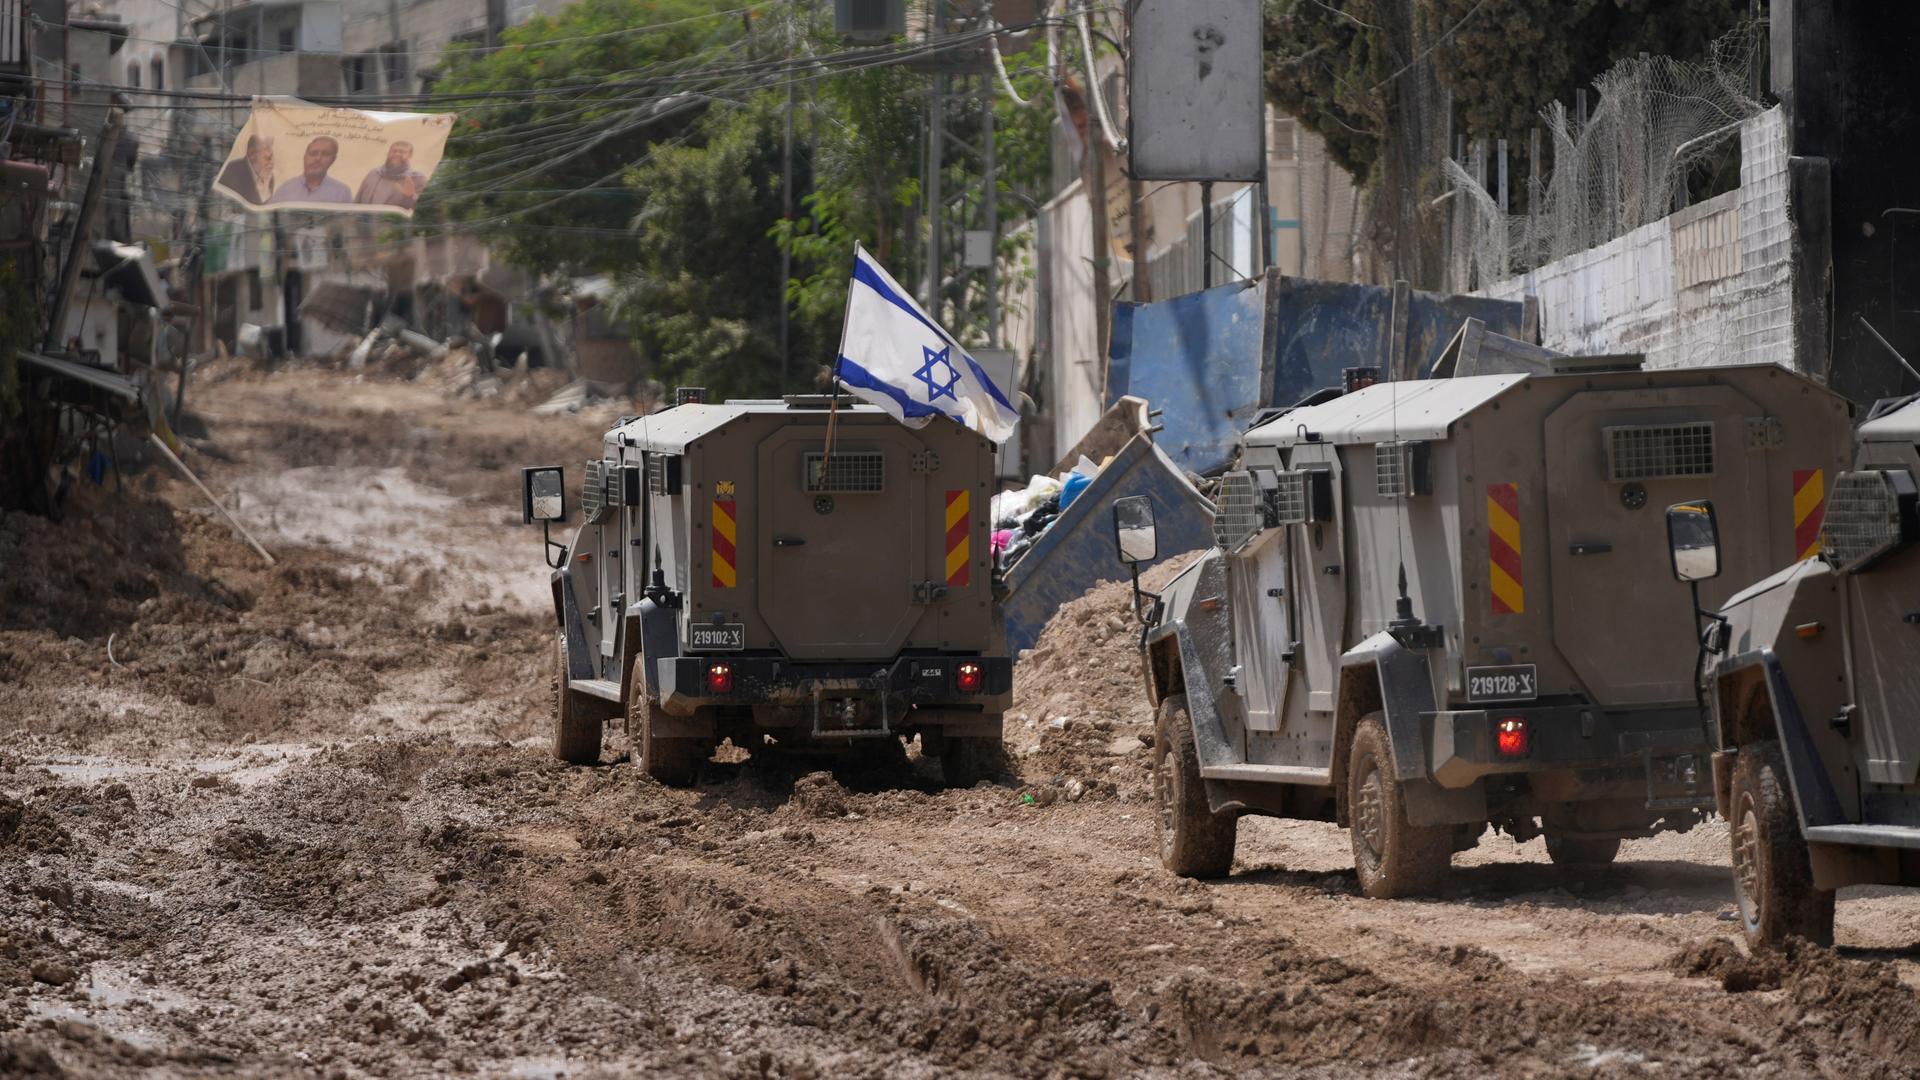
[1107,273,1527,475]
[1243,374,1526,447]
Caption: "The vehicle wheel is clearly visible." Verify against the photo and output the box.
[1347,713,1451,898]
[1731,741,1835,948]
[626,656,703,787]
[942,735,1006,788]
[551,634,603,765]
[1152,694,1237,878]
[1545,832,1622,866]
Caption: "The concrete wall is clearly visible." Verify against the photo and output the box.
[1484,106,1796,372]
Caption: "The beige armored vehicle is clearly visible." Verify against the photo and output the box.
[1677,394,1920,946]
[1116,359,1852,897]
[522,394,1010,786]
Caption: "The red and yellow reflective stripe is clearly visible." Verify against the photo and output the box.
[944,489,970,587]
[1793,469,1825,562]
[711,498,737,587]
[1487,482,1524,615]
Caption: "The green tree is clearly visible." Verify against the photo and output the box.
[621,97,803,400]
[428,0,745,272]
[436,0,1053,399]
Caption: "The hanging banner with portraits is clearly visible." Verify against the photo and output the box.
[212,97,456,217]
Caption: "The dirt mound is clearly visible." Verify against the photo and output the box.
[1670,936,1920,1059]
[0,793,70,853]
[783,771,852,819]
[1008,552,1203,798]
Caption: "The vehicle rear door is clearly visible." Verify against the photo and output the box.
[1543,386,1772,707]
[755,425,924,660]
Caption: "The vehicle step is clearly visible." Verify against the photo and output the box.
[569,678,623,703]
[1805,824,1920,851]
[1200,763,1333,785]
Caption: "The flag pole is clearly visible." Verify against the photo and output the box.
[824,357,841,461]
[825,245,860,466]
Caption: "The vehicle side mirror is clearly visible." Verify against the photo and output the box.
[1113,495,1158,565]
[522,465,566,524]
[1666,501,1720,582]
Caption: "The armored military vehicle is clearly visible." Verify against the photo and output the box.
[1675,394,1920,946]
[522,393,1011,786]
[1114,359,1852,897]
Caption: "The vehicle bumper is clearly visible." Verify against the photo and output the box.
[655,654,1013,719]
[1426,705,1710,795]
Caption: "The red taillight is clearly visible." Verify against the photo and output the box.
[706,663,733,694]
[956,662,984,694]
[1496,717,1528,758]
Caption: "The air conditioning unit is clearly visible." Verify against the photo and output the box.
[836,0,905,42]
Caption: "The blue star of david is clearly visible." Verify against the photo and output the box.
[914,345,961,403]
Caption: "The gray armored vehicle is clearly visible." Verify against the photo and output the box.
[1675,394,1920,946]
[522,394,1011,786]
[1115,360,1852,897]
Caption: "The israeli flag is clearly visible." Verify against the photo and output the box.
[835,243,1020,444]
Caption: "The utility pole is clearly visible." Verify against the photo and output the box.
[917,0,1000,346]
[779,0,795,389]
[1124,3,1149,303]
[921,0,945,315]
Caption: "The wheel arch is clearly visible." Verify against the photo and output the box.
[1330,661,1384,828]
[1145,628,1185,706]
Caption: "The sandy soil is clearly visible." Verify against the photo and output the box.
[5,361,1920,1078]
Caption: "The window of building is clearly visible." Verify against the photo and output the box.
[127,63,140,89]
[346,55,372,93]
[380,43,408,90]
[150,58,164,90]
[278,27,295,51]
[247,270,262,312]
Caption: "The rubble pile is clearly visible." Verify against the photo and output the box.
[1008,551,1203,800]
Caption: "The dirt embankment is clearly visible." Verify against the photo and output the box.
[4,361,1920,1078]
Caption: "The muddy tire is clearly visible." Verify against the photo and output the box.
[551,635,602,765]
[1152,694,1237,879]
[942,735,1006,788]
[1545,833,1622,866]
[627,656,702,787]
[1348,713,1450,899]
[1731,741,1835,948]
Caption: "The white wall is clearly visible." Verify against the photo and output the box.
[1484,107,1795,372]
[1043,180,1105,463]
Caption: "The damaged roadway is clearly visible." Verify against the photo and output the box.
[4,360,1920,1077]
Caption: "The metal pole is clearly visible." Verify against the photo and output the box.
[779,1,794,388]
[1201,180,1214,288]
[1256,105,1273,273]
[923,0,945,313]
[45,109,124,352]
[983,72,999,348]
[1497,137,1509,213]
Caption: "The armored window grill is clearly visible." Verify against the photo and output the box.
[1376,443,1406,498]
[1212,471,1264,553]
[803,450,885,493]
[1605,422,1715,482]
[648,454,682,496]
[1269,470,1311,525]
[581,459,611,522]
[1823,469,1917,572]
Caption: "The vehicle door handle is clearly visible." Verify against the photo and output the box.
[1569,542,1613,556]
[774,536,806,547]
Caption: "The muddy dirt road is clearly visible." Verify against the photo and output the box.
[5,363,1920,1077]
